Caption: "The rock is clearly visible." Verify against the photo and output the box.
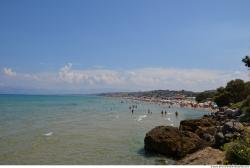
[222,121,244,134]
[144,126,205,158]
[224,133,234,141]
[224,109,234,116]
[177,147,225,165]
[180,117,217,133]
[224,109,242,118]
[224,132,241,142]
[155,159,169,165]
[216,132,224,139]
[194,126,216,146]
[214,132,225,147]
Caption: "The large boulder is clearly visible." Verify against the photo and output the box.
[144,126,205,158]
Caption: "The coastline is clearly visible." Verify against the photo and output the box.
[106,95,218,113]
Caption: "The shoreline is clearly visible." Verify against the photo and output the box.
[106,95,218,113]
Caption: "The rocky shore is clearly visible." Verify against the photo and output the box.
[144,108,248,164]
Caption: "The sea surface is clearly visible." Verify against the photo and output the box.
[0,94,210,165]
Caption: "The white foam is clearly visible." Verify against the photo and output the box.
[165,117,171,121]
[137,115,147,122]
[44,132,53,136]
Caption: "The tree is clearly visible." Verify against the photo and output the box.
[214,91,231,107]
[213,79,249,107]
[195,90,216,102]
[242,56,250,68]
[225,79,246,103]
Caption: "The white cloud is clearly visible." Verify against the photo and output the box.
[1,63,249,92]
[3,67,16,76]
[56,63,249,91]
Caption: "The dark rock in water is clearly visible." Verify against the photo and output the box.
[222,121,244,134]
[144,126,205,158]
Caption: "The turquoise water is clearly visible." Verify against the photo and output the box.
[0,95,210,165]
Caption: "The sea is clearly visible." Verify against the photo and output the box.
[0,94,210,165]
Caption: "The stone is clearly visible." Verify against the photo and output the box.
[214,132,225,147]
[177,147,225,165]
[194,126,216,146]
[222,121,244,134]
[180,117,217,133]
[224,109,242,118]
[144,126,205,158]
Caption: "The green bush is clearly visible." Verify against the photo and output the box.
[230,101,243,109]
[224,135,250,165]
[240,96,250,122]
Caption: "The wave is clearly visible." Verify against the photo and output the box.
[43,132,53,136]
[137,115,147,122]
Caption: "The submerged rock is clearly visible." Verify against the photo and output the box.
[144,126,205,158]
[177,147,225,165]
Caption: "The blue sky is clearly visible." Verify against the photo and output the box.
[0,0,249,93]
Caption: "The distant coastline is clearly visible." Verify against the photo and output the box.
[100,89,218,112]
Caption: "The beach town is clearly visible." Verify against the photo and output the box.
[105,92,218,112]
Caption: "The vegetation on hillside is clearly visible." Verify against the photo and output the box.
[213,79,250,107]
[195,90,216,102]
[100,89,198,98]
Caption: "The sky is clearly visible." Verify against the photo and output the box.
[0,0,249,94]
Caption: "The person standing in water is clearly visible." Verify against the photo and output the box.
[175,111,178,117]
[161,110,163,116]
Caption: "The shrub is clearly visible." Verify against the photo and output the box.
[240,96,250,122]
[224,134,250,164]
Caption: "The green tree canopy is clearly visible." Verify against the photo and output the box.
[242,56,250,67]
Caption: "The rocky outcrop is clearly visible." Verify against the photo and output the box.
[144,107,246,162]
[144,126,205,158]
[177,147,225,165]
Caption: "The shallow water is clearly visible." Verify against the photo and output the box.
[0,95,210,165]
